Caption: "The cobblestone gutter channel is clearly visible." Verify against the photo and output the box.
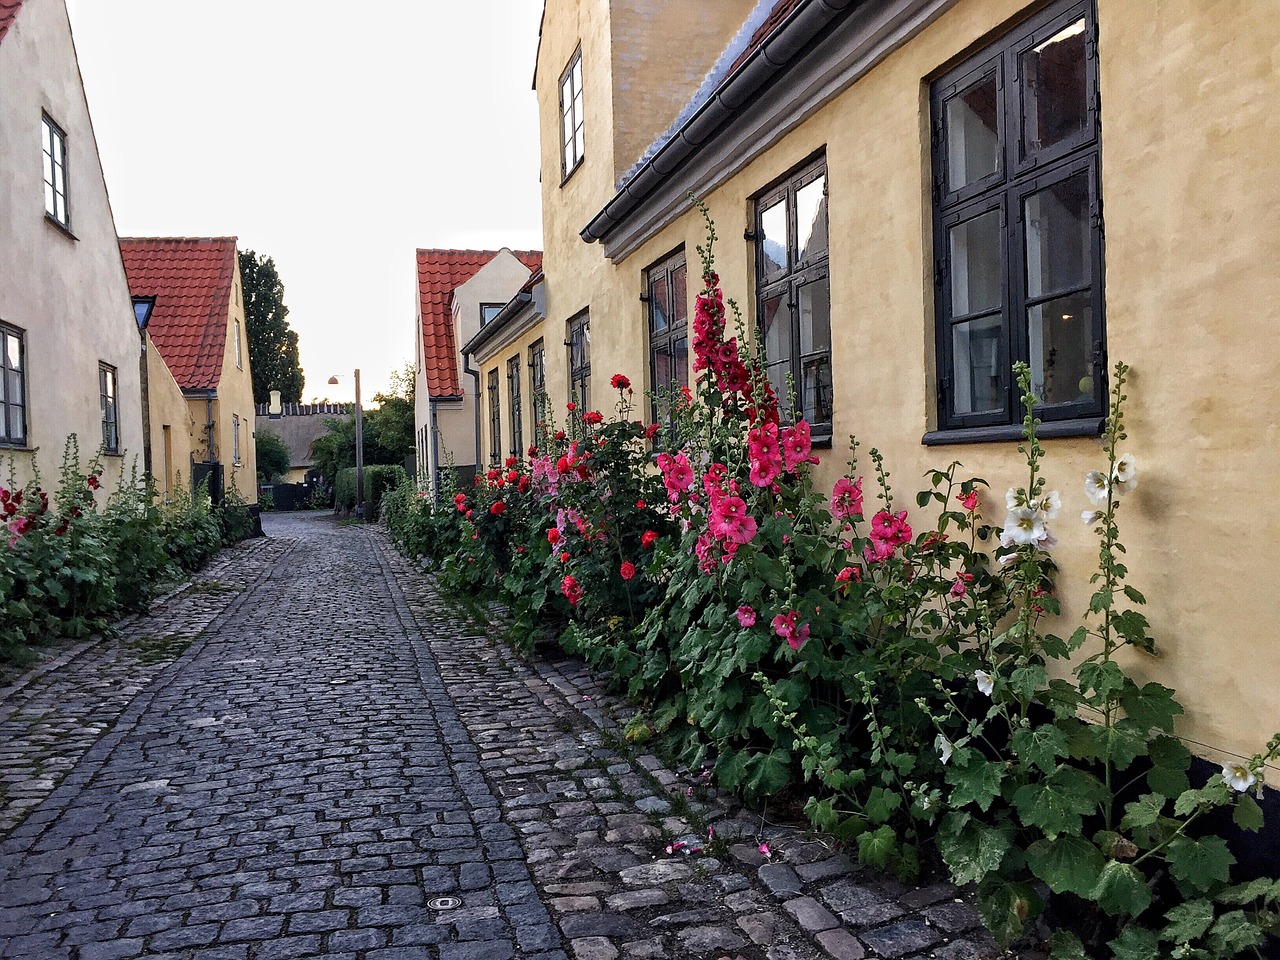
[0,514,1012,959]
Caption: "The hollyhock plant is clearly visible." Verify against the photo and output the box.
[831,477,864,520]
[747,422,783,487]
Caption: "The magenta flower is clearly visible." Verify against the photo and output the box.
[657,451,695,500]
[736,605,757,628]
[780,421,814,472]
[830,477,864,519]
[747,422,783,487]
[771,611,811,651]
[708,495,758,546]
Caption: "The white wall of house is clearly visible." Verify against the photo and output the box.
[0,0,143,492]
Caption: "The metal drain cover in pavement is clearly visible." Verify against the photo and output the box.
[427,896,462,910]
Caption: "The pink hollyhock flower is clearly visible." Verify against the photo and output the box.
[694,533,718,575]
[620,561,636,581]
[780,421,814,472]
[771,611,811,651]
[747,423,783,487]
[656,452,695,500]
[560,576,583,606]
[830,477,863,520]
[835,566,861,593]
[736,605,757,628]
[709,495,758,545]
[611,373,631,390]
[958,489,980,512]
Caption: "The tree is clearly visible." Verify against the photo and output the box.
[309,364,416,480]
[254,427,291,483]
[240,249,304,404]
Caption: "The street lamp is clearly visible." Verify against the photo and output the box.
[328,369,365,520]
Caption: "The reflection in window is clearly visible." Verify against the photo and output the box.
[568,313,590,415]
[945,74,1000,192]
[646,250,688,436]
[507,356,523,458]
[42,115,69,227]
[1021,19,1088,156]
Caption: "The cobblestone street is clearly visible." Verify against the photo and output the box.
[0,514,1003,960]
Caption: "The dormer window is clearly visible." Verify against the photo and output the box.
[480,303,504,327]
[560,49,585,181]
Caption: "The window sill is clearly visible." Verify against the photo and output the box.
[45,214,78,241]
[0,442,33,452]
[103,451,123,458]
[922,417,1104,447]
[560,159,584,188]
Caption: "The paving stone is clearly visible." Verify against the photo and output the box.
[736,911,778,945]
[816,928,867,959]
[821,880,905,926]
[782,895,840,932]
[758,863,803,897]
[677,924,746,952]
[794,854,855,882]
[858,919,942,958]
[570,937,620,960]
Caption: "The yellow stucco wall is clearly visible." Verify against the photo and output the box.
[145,335,198,500]
[540,0,1280,768]
[475,316,550,468]
[212,256,258,503]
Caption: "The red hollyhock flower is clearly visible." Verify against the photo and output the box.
[87,475,99,490]
[547,528,561,545]
[490,501,506,516]
[645,423,660,439]
[566,401,577,412]
[619,561,636,581]
[610,373,631,390]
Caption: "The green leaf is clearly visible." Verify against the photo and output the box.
[857,824,897,870]
[1207,911,1264,955]
[1108,925,1160,960]
[1011,724,1068,773]
[916,490,932,508]
[864,786,902,824]
[1121,793,1166,830]
[753,555,787,589]
[1008,664,1047,702]
[977,875,1042,946]
[1167,835,1234,894]
[1123,584,1147,605]
[1089,588,1114,613]
[1013,768,1105,839]
[1120,681,1183,733]
[1027,836,1104,897]
[1233,793,1264,832]
[1114,609,1155,652]
[1091,860,1153,917]
[947,753,1005,813]
[1101,719,1151,771]
[1048,931,1091,960]
[1161,899,1214,944]
[1077,659,1126,701]
[1147,735,1193,797]
[1218,877,1280,905]
[937,813,1012,886]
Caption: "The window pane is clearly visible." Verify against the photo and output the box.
[796,175,828,262]
[759,199,788,281]
[649,274,669,334]
[1024,170,1089,299]
[949,209,1002,316]
[45,182,56,218]
[653,346,672,392]
[673,336,689,390]
[798,277,830,359]
[945,73,1000,191]
[761,291,790,407]
[671,263,687,324]
[574,123,584,161]
[1021,19,1087,156]
[1028,291,1092,407]
[561,75,573,107]
[8,403,22,441]
[951,314,1004,416]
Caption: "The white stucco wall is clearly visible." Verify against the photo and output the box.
[0,0,143,492]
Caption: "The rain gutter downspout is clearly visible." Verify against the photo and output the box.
[580,0,856,244]
[462,354,482,473]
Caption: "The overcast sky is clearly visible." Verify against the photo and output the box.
[66,0,545,404]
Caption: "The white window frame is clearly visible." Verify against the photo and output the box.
[559,49,585,181]
[42,114,69,228]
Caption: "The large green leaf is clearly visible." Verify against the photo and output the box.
[1108,925,1160,960]
[1048,931,1090,960]
[947,753,1004,812]
[1120,793,1166,831]
[1161,899,1214,945]
[1120,681,1183,733]
[1101,719,1151,771]
[1008,664,1047,702]
[864,786,902,824]
[977,875,1042,946]
[937,813,1012,886]
[1167,835,1234,894]
[1013,768,1105,839]
[1011,724,1068,773]
[1027,835,1104,896]
[1207,911,1265,955]
[1233,793,1264,832]
[1091,860,1153,917]
[857,824,897,870]
[1077,659,1126,701]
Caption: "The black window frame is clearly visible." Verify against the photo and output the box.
[99,362,119,454]
[567,312,590,415]
[480,303,505,327]
[1,323,28,448]
[42,113,70,229]
[487,369,502,467]
[928,0,1105,443]
[232,413,241,464]
[645,247,689,436]
[506,355,523,459]
[528,339,547,448]
[753,154,832,443]
[559,48,585,182]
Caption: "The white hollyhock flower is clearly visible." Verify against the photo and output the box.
[975,670,994,697]
[1082,510,1102,526]
[1035,491,1061,520]
[1003,506,1046,546]
[1084,470,1110,506]
[1006,488,1022,510]
[1221,762,1257,793]
[1036,528,1058,550]
[936,735,954,765]
[1112,454,1137,495]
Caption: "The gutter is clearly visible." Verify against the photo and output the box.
[580,0,857,245]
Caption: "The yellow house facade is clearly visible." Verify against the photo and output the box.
[535,0,1280,770]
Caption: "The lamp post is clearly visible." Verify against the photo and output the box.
[328,370,364,520]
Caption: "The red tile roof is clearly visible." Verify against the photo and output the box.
[417,249,542,398]
[729,0,803,74]
[120,238,238,391]
[0,0,26,46]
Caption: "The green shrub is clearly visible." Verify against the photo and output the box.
[334,465,406,519]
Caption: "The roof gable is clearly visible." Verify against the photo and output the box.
[0,0,26,46]
[120,237,238,391]
[417,248,542,398]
